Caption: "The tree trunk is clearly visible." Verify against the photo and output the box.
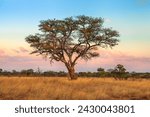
[67,65,78,80]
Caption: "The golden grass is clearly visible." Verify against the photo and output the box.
[0,77,150,100]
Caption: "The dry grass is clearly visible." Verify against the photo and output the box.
[0,77,150,100]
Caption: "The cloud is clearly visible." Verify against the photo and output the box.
[0,52,65,71]
[11,47,29,54]
[76,49,150,72]
[0,49,5,55]
[12,49,20,54]
[19,47,29,53]
[0,48,150,72]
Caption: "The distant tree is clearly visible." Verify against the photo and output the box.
[112,64,129,80]
[26,69,34,76]
[12,70,17,73]
[26,15,119,80]
[0,68,2,72]
[20,70,26,75]
[87,72,93,77]
[43,71,57,77]
[2,70,11,76]
[21,69,34,76]
[36,67,42,76]
[57,71,67,77]
[97,67,106,77]
[12,70,18,76]
[97,67,105,72]
[0,68,2,76]
[78,72,87,77]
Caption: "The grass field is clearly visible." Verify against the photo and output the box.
[0,77,150,100]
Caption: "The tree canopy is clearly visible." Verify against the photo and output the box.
[112,64,129,80]
[25,15,119,80]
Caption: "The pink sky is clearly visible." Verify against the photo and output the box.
[0,46,150,72]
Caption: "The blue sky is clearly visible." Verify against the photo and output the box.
[0,0,150,72]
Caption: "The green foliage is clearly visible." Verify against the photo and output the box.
[97,67,105,72]
[25,15,119,80]
[0,68,150,79]
[0,68,2,73]
[112,64,129,80]
[97,67,106,77]
[20,69,34,76]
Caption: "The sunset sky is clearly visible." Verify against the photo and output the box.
[0,0,150,72]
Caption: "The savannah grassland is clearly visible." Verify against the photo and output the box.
[0,77,150,100]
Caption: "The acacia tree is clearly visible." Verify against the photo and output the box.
[25,15,119,80]
[97,67,105,72]
[112,64,128,80]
